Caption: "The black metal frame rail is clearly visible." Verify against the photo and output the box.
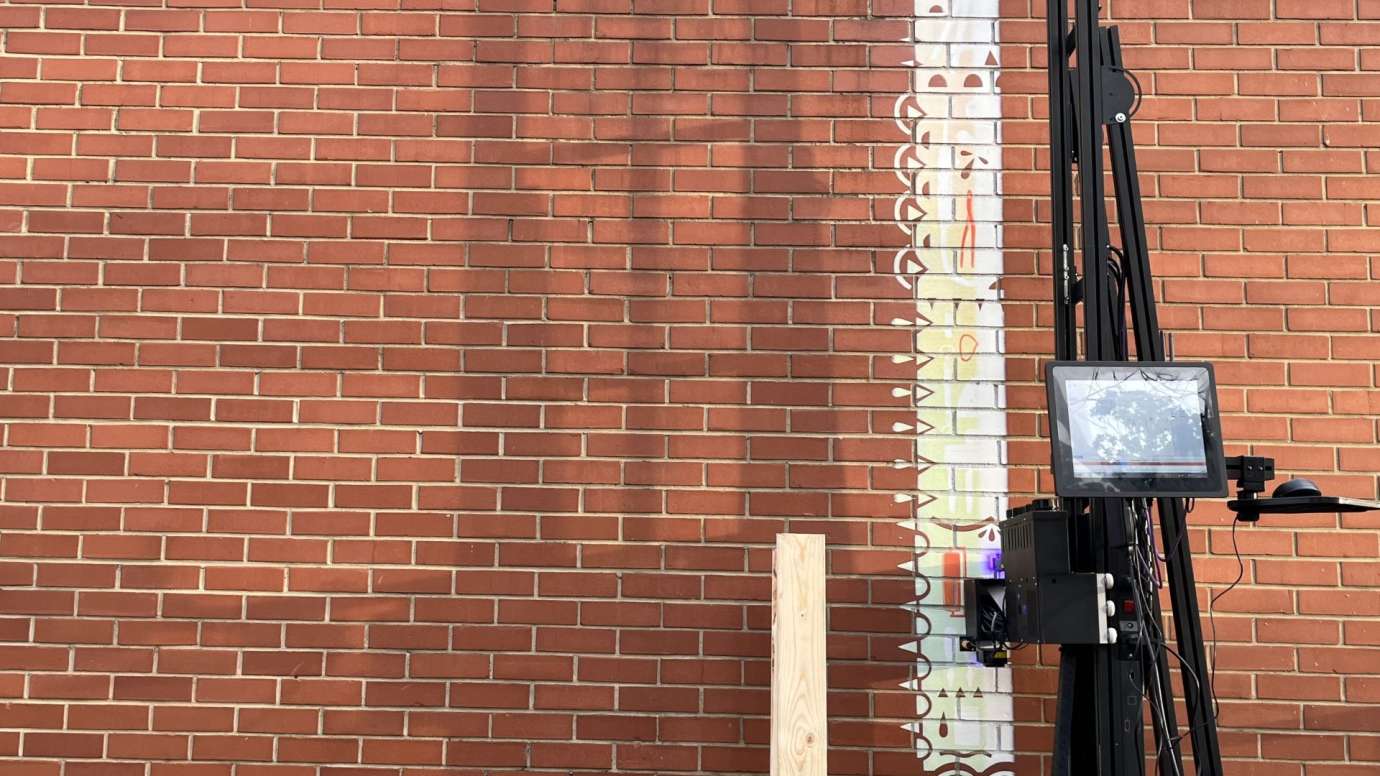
[1045,2,1225,775]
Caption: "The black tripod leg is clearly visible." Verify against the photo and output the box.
[1099,24,1226,776]
[1103,27,1162,362]
[1046,0,1077,362]
[1054,646,1076,773]
[1072,0,1114,361]
[1052,649,1072,776]
[1052,646,1098,776]
[1069,7,1146,767]
[1099,25,1189,776]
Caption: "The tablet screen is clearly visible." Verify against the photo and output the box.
[1066,374,1207,477]
[1047,362,1226,498]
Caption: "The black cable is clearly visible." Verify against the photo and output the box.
[1206,517,1246,724]
[1138,497,1224,769]
[1128,505,1174,775]
[1140,506,1190,776]
[1120,502,1163,770]
[1106,247,1129,359]
[1133,497,1215,776]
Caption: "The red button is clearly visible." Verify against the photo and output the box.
[1122,600,1135,614]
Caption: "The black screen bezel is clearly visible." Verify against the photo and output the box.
[1046,361,1228,498]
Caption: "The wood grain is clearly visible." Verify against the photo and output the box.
[771,533,828,776]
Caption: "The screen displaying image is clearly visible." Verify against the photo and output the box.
[1065,373,1208,478]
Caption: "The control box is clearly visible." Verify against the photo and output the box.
[1001,506,1072,577]
[1000,505,1114,646]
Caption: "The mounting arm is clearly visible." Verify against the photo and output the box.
[1225,455,1380,522]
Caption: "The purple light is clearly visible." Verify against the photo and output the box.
[987,551,1003,576]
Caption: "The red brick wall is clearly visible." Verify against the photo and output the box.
[1001,1,1380,773]
[4,0,1380,773]
[0,1,925,774]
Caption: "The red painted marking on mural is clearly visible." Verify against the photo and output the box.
[958,190,976,271]
[942,550,964,606]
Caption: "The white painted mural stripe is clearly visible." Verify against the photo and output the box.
[892,0,1014,772]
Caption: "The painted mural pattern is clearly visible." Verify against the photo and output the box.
[891,1,1015,773]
